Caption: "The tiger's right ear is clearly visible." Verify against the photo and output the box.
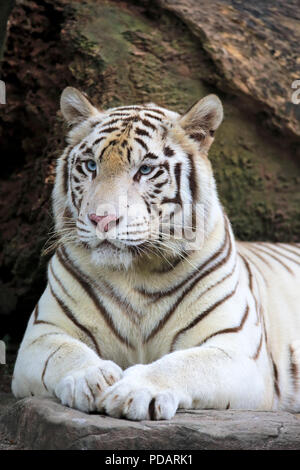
[178,95,223,154]
[60,87,99,126]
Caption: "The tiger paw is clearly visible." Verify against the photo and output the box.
[55,361,123,412]
[96,365,179,421]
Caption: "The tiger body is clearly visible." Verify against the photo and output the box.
[12,88,300,419]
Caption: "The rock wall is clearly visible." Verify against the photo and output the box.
[0,0,299,347]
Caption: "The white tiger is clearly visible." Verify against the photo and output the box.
[12,87,300,420]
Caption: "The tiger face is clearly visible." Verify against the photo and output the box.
[53,87,223,269]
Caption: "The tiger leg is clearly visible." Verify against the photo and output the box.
[96,345,270,420]
[12,326,123,412]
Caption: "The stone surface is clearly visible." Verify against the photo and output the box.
[0,393,20,449]
[156,0,300,139]
[1,393,300,450]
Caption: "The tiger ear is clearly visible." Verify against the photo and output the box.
[179,94,223,151]
[60,87,99,125]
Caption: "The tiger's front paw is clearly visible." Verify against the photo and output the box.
[55,361,123,413]
[96,365,179,421]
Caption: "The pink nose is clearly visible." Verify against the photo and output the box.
[88,213,118,232]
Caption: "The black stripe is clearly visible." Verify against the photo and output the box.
[82,148,93,156]
[70,154,81,211]
[108,112,132,117]
[90,120,102,128]
[99,141,115,159]
[187,153,198,202]
[57,247,134,349]
[42,344,65,391]
[49,281,101,356]
[142,196,151,214]
[149,169,164,180]
[261,243,300,267]
[62,147,72,194]
[278,244,300,258]
[144,113,162,121]
[73,175,80,184]
[49,282,101,356]
[144,108,165,116]
[242,247,269,287]
[29,332,66,347]
[153,255,183,274]
[75,164,85,176]
[33,304,56,327]
[99,118,121,127]
[70,186,79,212]
[141,119,156,131]
[134,137,148,151]
[289,345,298,395]
[239,253,260,324]
[138,218,230,300]
[240,254,253,290]
[99,126,119,134]
[164,146,175,157]
[100,279,140,325]
[272,357,280,398]
[116,106,143,111]
[120,116,139,124]
[194,256,237,303]
[144,226,234,342]
[161,163,182,206]
[49,261,76,303]
[93,136,105,146]
[197,304,249,347]
[135,128,150,138]
[189,132,205,142]
[246,246,273,268]
[127,147,131,163]
[170,280,239,351]
[252,333,263,360]
[155,180,168,188]
[254,244,294,275]
[143,152,159,161]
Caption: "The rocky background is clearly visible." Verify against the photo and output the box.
[0,0,299,390]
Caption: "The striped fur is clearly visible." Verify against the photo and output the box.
[12,87,300,420]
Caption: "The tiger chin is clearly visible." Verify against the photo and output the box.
[12,86,300,421]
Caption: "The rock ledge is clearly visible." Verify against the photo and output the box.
[1,393,300,450]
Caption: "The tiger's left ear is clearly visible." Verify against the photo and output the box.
[179,94,223,152]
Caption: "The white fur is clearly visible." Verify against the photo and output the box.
[12,90,300,420]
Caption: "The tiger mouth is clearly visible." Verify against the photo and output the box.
[94,239,147,253]
[97,240,118,250]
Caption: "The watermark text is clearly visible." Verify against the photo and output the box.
[0,80,6,104]
[0,341,6,365]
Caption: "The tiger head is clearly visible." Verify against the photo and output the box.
[53,87,223,269]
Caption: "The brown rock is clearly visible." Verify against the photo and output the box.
[156,0,300,139]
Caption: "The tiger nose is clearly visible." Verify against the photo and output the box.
[88,213,119,233]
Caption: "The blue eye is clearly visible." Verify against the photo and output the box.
[86,160,97,172]
[139,165,152,175]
